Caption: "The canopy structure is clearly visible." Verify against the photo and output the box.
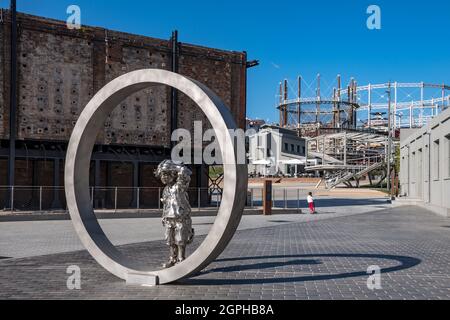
[278,158,306,165]
[251,159,271,165]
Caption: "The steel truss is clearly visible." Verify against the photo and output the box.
[278,76,450,132]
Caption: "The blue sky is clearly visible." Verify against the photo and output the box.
[3,0,450,123]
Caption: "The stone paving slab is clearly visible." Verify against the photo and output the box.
[0,198,389,259]
[0,205,449,300]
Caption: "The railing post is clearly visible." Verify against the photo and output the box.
[10,186,14,213]
[251,188,254,208]
[158,188,161,210]
[137,187,140,210]
[198,188,201,212]
[114,187,118,212]
[297,188,300,211]
[284,188,288,209]
[39,186,43,212]
[216,190,220,208]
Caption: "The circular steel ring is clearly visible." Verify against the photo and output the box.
[65,69,247,284]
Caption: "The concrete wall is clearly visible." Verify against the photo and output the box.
[248,127,306,176]
[0,11,247,145]
[399,107,450,217]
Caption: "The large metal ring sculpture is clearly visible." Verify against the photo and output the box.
[65,69,248,284]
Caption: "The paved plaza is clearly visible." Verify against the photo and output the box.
[1,205,450,300]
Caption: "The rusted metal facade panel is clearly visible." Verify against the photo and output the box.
[0,20,4,139]
[17,28,94,141]
[6,12,247,147]
[104,45,171,147]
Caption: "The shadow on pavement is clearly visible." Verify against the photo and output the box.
[254,198,389,209]
[180,253,421,286]
[205,259,321,273]
[314,198,389,208]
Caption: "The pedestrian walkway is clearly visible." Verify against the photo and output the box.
[0,198,389,259]
[0,205,449,300]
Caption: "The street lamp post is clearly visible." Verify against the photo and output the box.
[386,83,393,200]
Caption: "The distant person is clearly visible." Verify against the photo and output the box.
[307,192,316,214]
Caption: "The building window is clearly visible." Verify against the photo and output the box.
[291,144,294,152]
[297,146,300,153]
[302,146,306,154]
[433,139,440,180]
[284,143,288,151]
[446,134,450,178]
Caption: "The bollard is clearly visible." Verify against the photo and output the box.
[263,180,272,215]
[284,188,288,209]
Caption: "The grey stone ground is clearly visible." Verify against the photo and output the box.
[0,198,389,259]
[0,205,449,300]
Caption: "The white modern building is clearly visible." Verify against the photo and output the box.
[399,107,450,217]
[247,125,310,177]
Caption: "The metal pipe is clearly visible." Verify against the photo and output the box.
[198,188,201,212]
[114,187,118,212]
[10,186,14,213]
[368,83,372,128]
[316,74,321,123]
[8,0,18,194]
[39,186,43,212]
[427,132,431,203]
[283,79,288,126]
[387,82,392,195]
[298,76,301,128]
[394,82,398,129]
[170,30,179,145]
[337,75,341,126]
[279,82,283,125]
[137,187,140,210]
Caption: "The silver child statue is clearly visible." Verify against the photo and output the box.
[155,160,195,268]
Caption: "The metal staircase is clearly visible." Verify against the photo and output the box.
[325,161,386,190]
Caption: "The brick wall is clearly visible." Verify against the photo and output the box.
[0,21,4,138]
[0,11,247,145]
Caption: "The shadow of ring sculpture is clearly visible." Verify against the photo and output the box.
[65,69,248,285]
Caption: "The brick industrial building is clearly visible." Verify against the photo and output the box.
[0,6,249,210]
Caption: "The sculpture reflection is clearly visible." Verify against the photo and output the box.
[155,160,195,268]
